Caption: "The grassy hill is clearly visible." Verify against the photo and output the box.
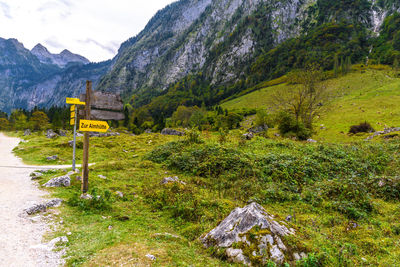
[222,66,400,142]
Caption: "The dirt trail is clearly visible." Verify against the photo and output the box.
[0,133,64,266]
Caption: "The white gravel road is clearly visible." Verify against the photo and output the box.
[0,133,65,266]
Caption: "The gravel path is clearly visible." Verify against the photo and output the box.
[0,133,65,266]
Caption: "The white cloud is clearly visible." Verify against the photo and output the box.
[0,0,176,62]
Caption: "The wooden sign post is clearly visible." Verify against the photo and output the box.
[81,81,92,194]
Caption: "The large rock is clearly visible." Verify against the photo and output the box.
[201,202,305,265]
[161,128,185,136]
[46,129,59,139]
[43,175,71,187]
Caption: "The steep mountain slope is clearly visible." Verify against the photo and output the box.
[0,38,110,112]
[98,0,313,96]
[31,43,89,67]
[97,0,400,103]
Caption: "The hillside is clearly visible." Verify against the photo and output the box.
[222,67,400,142]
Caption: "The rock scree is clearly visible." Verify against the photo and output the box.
[201,202,306,265]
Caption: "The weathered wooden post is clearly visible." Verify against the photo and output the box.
[81,81,92,194]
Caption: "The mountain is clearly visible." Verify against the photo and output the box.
[31,43,89,67]
[1,0,400,115]
[0,38,110,113]
[97,0,400,104]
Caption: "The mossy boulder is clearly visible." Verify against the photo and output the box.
[201,202,306,265]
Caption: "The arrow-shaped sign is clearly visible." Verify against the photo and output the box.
[79,119,109,133]
[66,97,86,105]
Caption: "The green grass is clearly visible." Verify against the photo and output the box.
[9,129,400,266]
[222,67,400,142]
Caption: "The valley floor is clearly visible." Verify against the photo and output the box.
[8,129,400,266]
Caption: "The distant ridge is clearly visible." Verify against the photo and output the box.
[31,43,89,67]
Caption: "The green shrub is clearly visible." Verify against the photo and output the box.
[349,122,374,134]
[276,111,311,140]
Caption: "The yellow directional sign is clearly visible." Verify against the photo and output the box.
[66,97,85,105]
[70,105,75,112]
[70,118,75,126]
[79,119,109,133]
[71,111,76,118]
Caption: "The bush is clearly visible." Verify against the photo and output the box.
[349,122,374,134]
[276,111,311,140]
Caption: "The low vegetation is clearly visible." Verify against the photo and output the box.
[8,127,400,266]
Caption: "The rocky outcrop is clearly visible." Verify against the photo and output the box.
[201,202,306,265]
[43,175,71,187]
[161,128,185,136]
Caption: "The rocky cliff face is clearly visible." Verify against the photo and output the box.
[98,0,313,95]
[31,44,89,67]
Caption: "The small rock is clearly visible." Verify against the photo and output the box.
[144,129,152,133]
[307,139,317,143]
[98,174,107,179]
[46,155,59,161]
[116,191,124,198]
[108,225,113,230]
[24,129,31,136]
[274,133,280,137]
[67,232,72,236]
[46,129,59,139]
[161,128,185,136]
[68,140,74,147]
[46,199,63,208]
[76,176,82,181]
[25,204,47,215]
[43,175,70,187]
[145,254,156,261]
[80,194,93,200]
[30,171,43,180]
[76,133,83,137]
[285,215,292,222]
[243,132,254,140]
[249,124,268,134]
[57,130,67,136]
[161,176,186,185]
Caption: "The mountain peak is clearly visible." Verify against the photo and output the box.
[31,45,89,67]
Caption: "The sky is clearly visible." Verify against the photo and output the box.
[0,0,176,62]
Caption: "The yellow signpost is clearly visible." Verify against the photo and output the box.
[66,97,86,105]
[66,98,85,171]
[79,119,109,133]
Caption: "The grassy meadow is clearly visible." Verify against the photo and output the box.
[9,127,400,266]
[222,66,400,142]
